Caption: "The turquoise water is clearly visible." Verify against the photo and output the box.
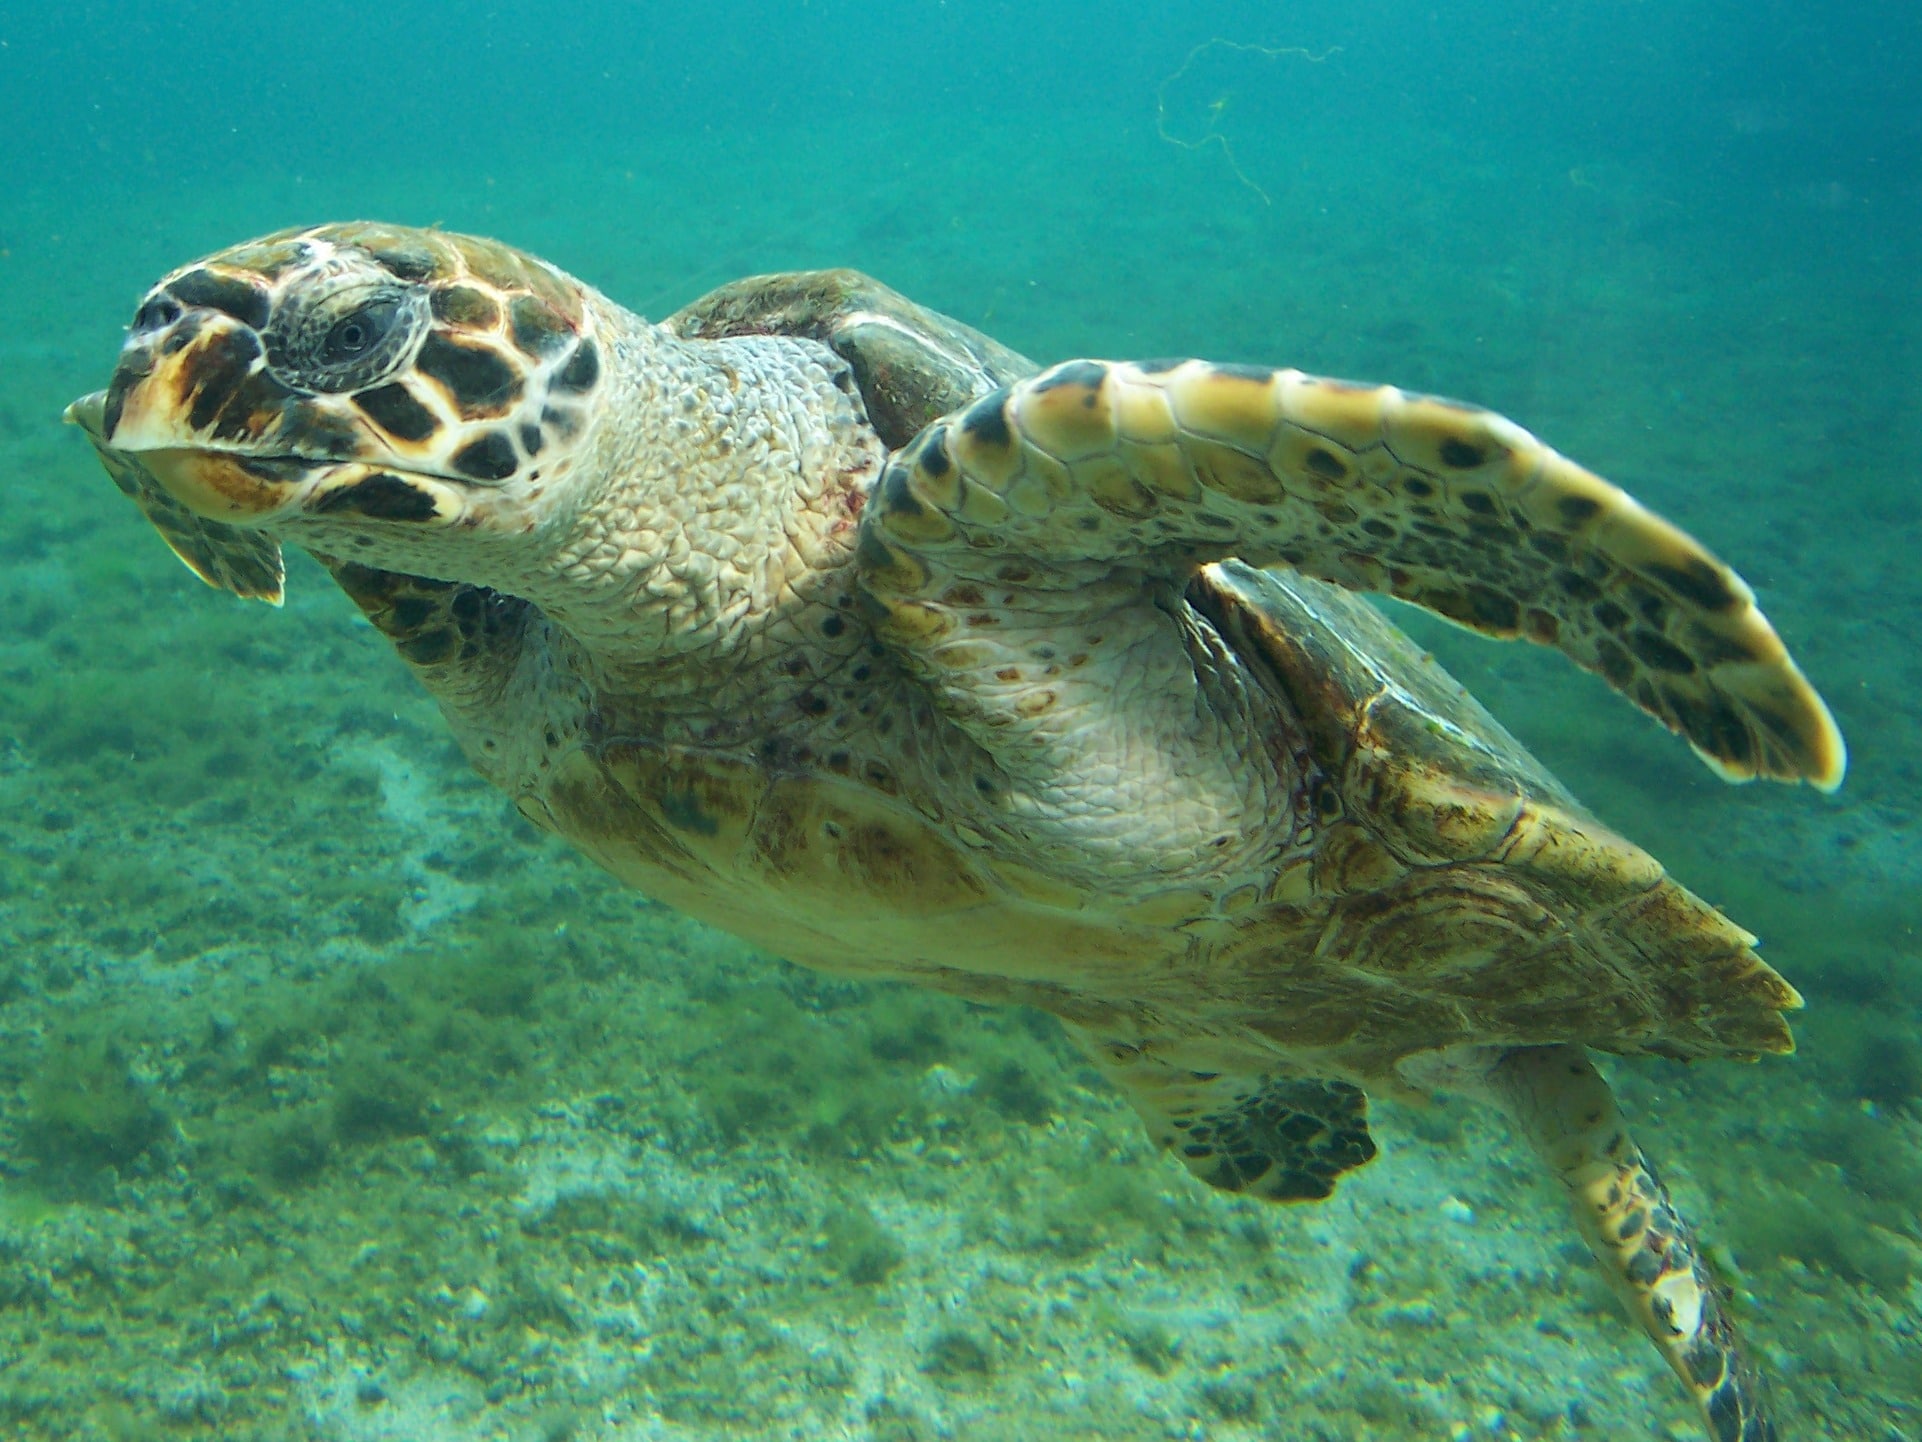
[1,2,1918,1438]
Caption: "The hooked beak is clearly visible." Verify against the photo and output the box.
[69,312,323,522]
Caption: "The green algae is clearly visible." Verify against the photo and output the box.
[21,1033,168,1186]
[920,1327,994,1386]
[816,1191,904,1285]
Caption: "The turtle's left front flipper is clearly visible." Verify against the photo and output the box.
[859,360,1844,790]
[1489,1045,1776,1442]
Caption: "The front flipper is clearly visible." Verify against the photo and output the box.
[317,559,535,712]
[1490,1045,1775,1442]
[1069,1028,1377,1203]
[859,360,1844,790]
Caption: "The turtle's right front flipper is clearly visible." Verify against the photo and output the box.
[858,360,1844,790]
[1489,1044,1776,1442]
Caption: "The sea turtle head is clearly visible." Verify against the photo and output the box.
[67,222,606,551]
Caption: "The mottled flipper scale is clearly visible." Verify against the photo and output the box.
[861,360,1845,790]
[1491,1045,1775,1442]
[1071,1026,1377,1202]
[65,391,285,602]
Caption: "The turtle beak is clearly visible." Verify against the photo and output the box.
[62,390,109,440]
[78,312,320,523]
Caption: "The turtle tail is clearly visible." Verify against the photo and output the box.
[1489,1044,1776,1442]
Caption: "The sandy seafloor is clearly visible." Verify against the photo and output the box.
[0,108,1919,1442]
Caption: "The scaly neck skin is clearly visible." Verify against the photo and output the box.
[525,308,884,691]
[310,300,889,738]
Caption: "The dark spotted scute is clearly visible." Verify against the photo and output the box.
[918,425,951,477]
[130,293,181,336]
[516,258,586,327]
[286,399,369,456]
[1629,628,1697,674]
[102,376,131,437]
[879,463,924,518]
[1594,636,1635,687]
[207,365,297,445]
[360,237,443,283]
[415,333,522,417]
[431,284,503,330]
[960,392,1013,448]
[322,562,527,668]
[355,382,439,444]
[215,235,310,281]
[443,233,527,289]
[161,311,204,356]
[508,295,573,357]
[166,268,271,332]
[1557,492,1603,525]
[553,339,599,394]
[451,430,519,482]
[387,594,439,630]
[1032,359,1109,393]
[102,338,158,437]
[1641,556,1743,613]
[185,329,264,434]
[1424,583,1522,634]
[1304,446,1348,482]
[311,473,441,522]
[1208,361,1277,384]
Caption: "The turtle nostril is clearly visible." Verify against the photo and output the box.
[131,295,182,335]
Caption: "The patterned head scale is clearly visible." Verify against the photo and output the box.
[92,221,605,530]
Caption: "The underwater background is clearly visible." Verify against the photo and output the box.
[1,0,1918,1438]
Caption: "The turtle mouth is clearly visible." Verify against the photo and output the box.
[68,388,338,522]
[131,447,336,522]
[69,391,462,528]
[70,293,476,531]
[68,312,345,523]
[127,443,460,527]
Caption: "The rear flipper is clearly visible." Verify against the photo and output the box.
[1489,1044,1775,1442]
[1067,1027,1377,1202]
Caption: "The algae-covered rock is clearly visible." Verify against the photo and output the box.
[22,1033,167,1179]
[817,1192,904,1285]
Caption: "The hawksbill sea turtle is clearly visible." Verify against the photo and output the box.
[67,222,1846,1441]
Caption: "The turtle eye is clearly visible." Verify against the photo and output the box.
[265,278,426,393]
[321,296,403,365]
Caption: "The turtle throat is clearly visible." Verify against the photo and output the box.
[485,323,887,687]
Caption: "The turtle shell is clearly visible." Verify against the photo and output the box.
[667,268,1034,447]
[1182,558,1798,1077]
